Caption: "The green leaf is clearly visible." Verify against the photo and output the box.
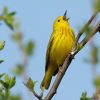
[0,73,5,78]
[0,73,16,99]
[9,76,16,88]
[5,21,14,30]
[10,95,22,100]
[9,12,16,16]
[94,76,100,88]
[93,0,100,12]
[80,92,91,100]
[12,64,24,75]
[0,60,4,64]
[0,7,16,30]
[12,33,22,42]
[0,16,4,20]
[24,77,37,91]
[3,74,10,88]
[0,80,9,89]
[25,41,34,56]
[4,15,14,30]
[2,7,16,30]
[3,6,8,15]
[3,74,16,89]
[0,41,5,51]
[4,74,9,83]
[90,45,98,65]
[77,43,84,51]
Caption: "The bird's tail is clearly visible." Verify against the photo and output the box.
[40,67,53,90]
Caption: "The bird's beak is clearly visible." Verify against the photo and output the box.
[63,10,67,20]
[63,10,67,18]
[63,10,70,21]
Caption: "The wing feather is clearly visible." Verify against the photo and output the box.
[45,33,54,72]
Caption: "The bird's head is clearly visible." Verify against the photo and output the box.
[53,10,70,31]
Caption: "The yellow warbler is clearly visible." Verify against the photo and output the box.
[41,11,75,90]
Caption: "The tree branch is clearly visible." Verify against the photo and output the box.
[24,78,43,100]
[79,21,100,50]
[44,14,100,100]
[75,11,98,44]
[31,89,43,100]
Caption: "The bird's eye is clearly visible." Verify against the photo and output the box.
[58,20,60,22]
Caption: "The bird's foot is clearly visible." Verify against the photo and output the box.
[40,89,44,97]
[58,67,63,75]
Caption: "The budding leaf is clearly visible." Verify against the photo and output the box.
[94,76,100,88]
[80,92,91,100]
[0,41,5,51]
[24,77,37,91]
[10,95,22,100]
[25,41,34,56]
[93,0,100,12]
[0,73,5,78]
[9,12,16,16]
[9,76,16,88]
[90,45,98,65]
[3,74,16,89]
[3,6,8,15]
[1,6,16,30]
[12,33,22,42]
[12,64,24,75]
[0,60,4,64]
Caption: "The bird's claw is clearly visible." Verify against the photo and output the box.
[59,67,63,74]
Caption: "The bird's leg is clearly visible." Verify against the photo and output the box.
[40,86,45,93]
[40,89,44,98]
[71,42,79,55]
[70,47,76,55]
[70,46,77,59]
[40,87,44,98]
[69,52,75,59]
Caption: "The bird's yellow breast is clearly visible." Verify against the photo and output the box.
[50,28,75,66]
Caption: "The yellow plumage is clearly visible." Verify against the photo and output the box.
[41,11,75,90]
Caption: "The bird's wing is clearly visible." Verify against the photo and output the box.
[71,28,75,41]
[45,33,54,72]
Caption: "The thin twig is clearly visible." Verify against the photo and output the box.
[32,89,43,100]
[72,11,98,55]
[24,82,43,100]
[79,21,100,48]
[75,11,98,44]
[16,32,29,78]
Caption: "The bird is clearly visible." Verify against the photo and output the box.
[40,10,75,90]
